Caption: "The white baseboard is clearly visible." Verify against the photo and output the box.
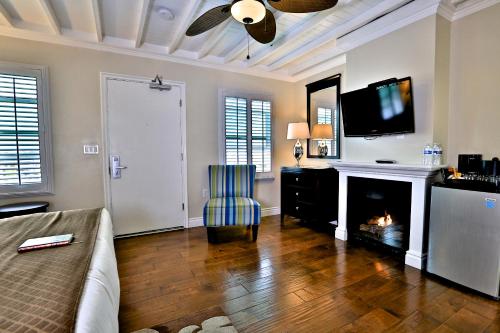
[262,206,280,217]
[187,206,281,228]
[188,217,204,228]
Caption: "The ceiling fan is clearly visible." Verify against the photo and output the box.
[185,0,338,46]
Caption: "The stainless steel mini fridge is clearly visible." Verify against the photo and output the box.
[427,183,500,299]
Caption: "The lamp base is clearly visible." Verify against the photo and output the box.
[293,139,304,167]
[318,141,328,158]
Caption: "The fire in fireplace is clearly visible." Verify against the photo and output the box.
[347,177,412,255]
[368,211,392,227]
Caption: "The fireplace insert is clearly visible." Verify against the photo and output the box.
[347,177,412,256]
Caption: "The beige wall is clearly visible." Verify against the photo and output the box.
[447,4,500,165]
[432,15,451,161]
[0,36,296,218]
[297,15,463,166]
[342,16,438,164]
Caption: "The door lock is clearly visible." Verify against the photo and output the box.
[110,155,127,179]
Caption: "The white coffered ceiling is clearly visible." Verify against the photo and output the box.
[0,0,497,81]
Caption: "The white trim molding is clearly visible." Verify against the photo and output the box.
[441,0,500,21]
[188,217,204,228]
[262,206,280,217]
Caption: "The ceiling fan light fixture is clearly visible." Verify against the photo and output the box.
[231,0,266,25]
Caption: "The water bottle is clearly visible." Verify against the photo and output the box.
[432,143,442,166]
[423,144,433,166]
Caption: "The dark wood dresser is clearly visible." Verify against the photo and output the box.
[280,166,339,227]
[0,202,49,219]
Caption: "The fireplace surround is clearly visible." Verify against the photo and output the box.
[330,161,442,269]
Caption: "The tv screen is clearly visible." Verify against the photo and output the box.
[341,77,415,137]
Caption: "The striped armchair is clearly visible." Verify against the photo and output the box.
[203,165,261,242]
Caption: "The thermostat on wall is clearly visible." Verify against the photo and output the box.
[83,144,99,155]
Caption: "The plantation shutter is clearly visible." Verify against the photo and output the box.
[224,97,248,165]
[251,100,271,173]
[0,73,42,186]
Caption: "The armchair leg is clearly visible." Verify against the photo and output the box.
[207,227,217,243]
[251,225,259,242]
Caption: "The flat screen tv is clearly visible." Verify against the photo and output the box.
[341,77,415,137]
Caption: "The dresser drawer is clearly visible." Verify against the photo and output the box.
[282,172,316,188]
[287,202,315,219]
[286,187,314,205]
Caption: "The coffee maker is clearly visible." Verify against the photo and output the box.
[458,154,499,186]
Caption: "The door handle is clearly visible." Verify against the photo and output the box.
[110,155,127,179]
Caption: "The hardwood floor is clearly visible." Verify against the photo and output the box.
[115,216,500,333]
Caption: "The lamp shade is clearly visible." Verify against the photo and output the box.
[311,124,334,140]
[231,0,266,24]
[287,122,310,140]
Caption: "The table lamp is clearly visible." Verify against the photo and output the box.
[311,124,333,158]
[287,122,310,167]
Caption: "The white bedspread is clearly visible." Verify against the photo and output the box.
[75,208,120,333]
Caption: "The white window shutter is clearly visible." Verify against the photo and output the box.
[224,97,248,165]
[251,100,272,173]
[0,74,42,186]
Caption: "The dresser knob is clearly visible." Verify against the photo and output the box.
[295,177,299,182]
[295,206,299,210]
[296,192,299,196]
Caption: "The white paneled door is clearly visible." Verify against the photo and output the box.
[102,74,186,236]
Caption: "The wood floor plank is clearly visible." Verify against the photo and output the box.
[442,308,492,333]
[339,308,400,333]
[115,215,500,332]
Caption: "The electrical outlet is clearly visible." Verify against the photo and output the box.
[202,189,209,199]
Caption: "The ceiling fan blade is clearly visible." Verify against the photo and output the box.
[186,5,232,36]
[267,0,338,13]
[245,9,276,44]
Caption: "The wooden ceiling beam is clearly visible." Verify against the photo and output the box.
[91,0,103,42]
[0,3,14,27]
[135,0,152,48]
[38,0,60,34]
[168,0,203,54]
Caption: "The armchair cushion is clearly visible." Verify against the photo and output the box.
[203,197,261,227]
[209,165,255,198]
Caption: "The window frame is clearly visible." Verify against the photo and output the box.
[218,89,274,180]
[0,62,54,198]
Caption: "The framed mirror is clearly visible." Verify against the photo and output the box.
[307,74,341,159]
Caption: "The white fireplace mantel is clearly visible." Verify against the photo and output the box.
[329,160,443,270]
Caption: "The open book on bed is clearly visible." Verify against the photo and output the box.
[17,234,74,253]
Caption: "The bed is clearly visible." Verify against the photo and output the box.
[75,208,120,333]
[0,208,120,333]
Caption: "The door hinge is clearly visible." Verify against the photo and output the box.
[182,203,185,210]
[179,99,182,107]
[181,153,184,161]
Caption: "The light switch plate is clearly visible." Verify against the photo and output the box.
[83,144,99,155]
